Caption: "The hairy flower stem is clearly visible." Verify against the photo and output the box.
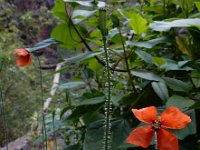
[37,57,48,150]
[118,29,137,94]
[98,8,112,150]
[0,61,8,150]
[103,36,112,150]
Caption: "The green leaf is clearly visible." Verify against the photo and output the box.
[152,57,166,67]
[59,81,85,90]
[111,120,131,150]
[64,0,105,8]
[107,28,119,40]
[77,96,105,106]
[195,2,200,12]
[158,59,192,71]
[131,70,164,82]
[51,0,67,21]
[64,50,103,63]
[51,23,82,49]
[83,119,131,150]
[126,37,167,48]
[111,14,120,28]
[166,95,195,109]
[163,77,192,92]
[63,144,80,150]
[151,81,169,101]
[83,120,104,150]
[128,13,148,35]
[26,38,60,53]
[190,101,200,109]
[82,112,103,128]
[72,10,97,24]
[176,35,191,56]
[150,18,200,31]
[135,50,152,64]
[191,70,200,88]
[88,58,103,71]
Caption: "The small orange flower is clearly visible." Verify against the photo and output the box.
[13,48,31,67]
[127,106,191,150]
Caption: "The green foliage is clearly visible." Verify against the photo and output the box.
[2,0,200,149]
[128,12,148,35]
[45,0,200,149]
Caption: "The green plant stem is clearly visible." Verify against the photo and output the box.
[118,29,137,94]
[64,3,129,73]
[52,110,58,150]
[64,4,104,65]
[103,36,112,150]
[37,56,48,150]
[163,0,166,18]
[0,61,8,150]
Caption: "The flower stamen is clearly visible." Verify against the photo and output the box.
[152,117,162,131]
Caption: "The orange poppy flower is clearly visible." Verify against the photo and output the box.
[13,48,31,67]
[126,106,191,150]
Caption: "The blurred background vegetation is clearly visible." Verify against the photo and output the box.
[0,0,56,146]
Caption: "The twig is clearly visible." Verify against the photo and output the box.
[118,29,137,94]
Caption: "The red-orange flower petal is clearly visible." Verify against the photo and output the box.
[157,128,179,150]
[126,126,154,148]
[132,106,157,124]
[13,48,31,67]
[13,48,29,56]
[160,106,191,129]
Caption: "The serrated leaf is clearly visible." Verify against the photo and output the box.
[166,95,195,109]
[131,70,164,82]
[150,18,200,31]
[126,37,167,48]
[151,81,169,101]
[59,81,85,90]
[128,13,148,35]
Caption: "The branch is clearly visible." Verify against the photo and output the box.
[43,63,62,111]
